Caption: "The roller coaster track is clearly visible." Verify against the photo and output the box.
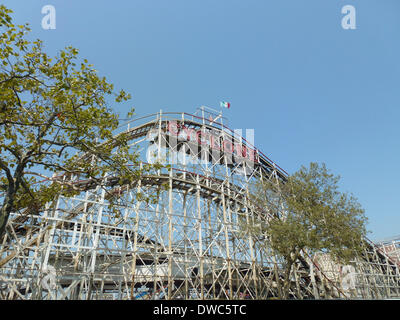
[1,111,399,299]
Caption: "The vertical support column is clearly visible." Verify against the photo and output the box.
[369,248,383,299]
[32,201,52,299]
[42,199,60,268]
[196,176,204,299]
[307,256,320,299]
[89,186,106,273]
[382,255,392,299]
[225,183,236,298]
[356,255,369,299]
[130,163,143,299]
[183,191,189,299]
[221,184,233,299]
[367,247,382,299]
[293,262,302,299]
[384,254,395,298]
[373,247,390,298]
[207,200,216,299]
[258,165,280,298]
[157,110,163,163]
[130,209,139,299]
[247,212,259,299]
[121,187,131,299]
[41,196,62,300]
[167,168,174,300]
[244,185,259,299]
[153,197,160,300]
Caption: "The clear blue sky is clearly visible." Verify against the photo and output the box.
[3,0,400,241]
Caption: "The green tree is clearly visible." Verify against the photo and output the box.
[250,162,368,299]
[0,5,160,240]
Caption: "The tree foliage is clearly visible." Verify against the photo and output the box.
[0,5,162,239]
[249,162,368,298]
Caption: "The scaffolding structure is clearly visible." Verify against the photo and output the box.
[1,109,400,300]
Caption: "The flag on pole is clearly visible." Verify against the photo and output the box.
[220,101,230,109]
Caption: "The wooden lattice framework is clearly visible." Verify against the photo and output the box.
[1,109,399,300]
